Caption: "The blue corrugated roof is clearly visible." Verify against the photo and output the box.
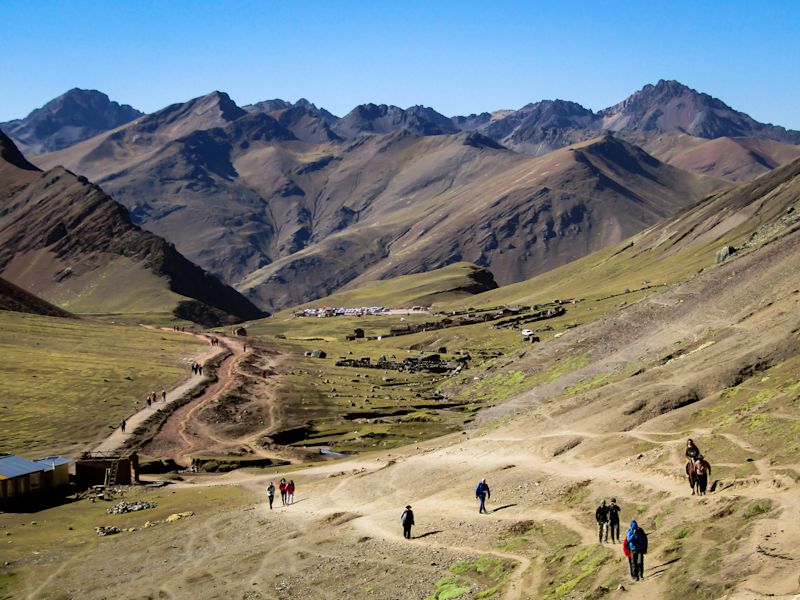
[0,455,45,478]
[34,456,71,469]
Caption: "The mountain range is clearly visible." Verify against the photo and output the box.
[2,80,799,312]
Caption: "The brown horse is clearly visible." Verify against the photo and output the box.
[685,459,698,494]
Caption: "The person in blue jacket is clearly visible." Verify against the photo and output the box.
[626,520,648,580]
[475,478,491,514]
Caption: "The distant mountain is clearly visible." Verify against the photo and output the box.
[599,80,800,143]
[26,81,799,310]
[332,104,459,137]
[450,80,800,162]
[244,98,339,143]
[36,91,262,181]
[0,88,142,154]
[0,135,264,325]
[236,135,720,309]
[32,88,722,311]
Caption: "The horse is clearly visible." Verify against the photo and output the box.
[685,459,698,494]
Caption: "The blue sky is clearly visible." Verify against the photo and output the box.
[1,0,798,128]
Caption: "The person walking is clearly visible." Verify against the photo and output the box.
[626,520,648,581]
[161,389,167,402]
[279,478,287,506]
[146,394,152,408]
[120,417,126,433]
[286,480,295,504]
[622,534,634,578]
[401,505,415,539]
[475,478,491,514]
[694,455,711,495]
[266,482,276,510]
[595,500,610,543]
[608,498,621,543]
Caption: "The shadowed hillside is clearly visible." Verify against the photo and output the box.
[0,136,265,325]
[0,276,74,317]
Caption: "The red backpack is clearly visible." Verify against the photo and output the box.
[622,537,632,558]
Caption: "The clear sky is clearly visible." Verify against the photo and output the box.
[1,0,798,128]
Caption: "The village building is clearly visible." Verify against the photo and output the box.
[0,454,71,509]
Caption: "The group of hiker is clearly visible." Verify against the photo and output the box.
[255,434,713,585]
[145,389,166,408]
[265,478,296,509]
[191,362,204,375]
[595,498,648,580]
[118,389,168,433]
[685,439,712,495]
[594,498,622,543]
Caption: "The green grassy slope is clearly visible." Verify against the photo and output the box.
[0,311,205,457]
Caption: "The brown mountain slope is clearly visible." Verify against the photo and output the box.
[0,276,74,317]
[29,93,721,311]
[620,130,800,181]
[0,130,40,187]
[0,139,265,325]
[462,154,800,312]
[238,135,720,310]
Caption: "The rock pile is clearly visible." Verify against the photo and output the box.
[95,526,121,536]
[106,500,157,514]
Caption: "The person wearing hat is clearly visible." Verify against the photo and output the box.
[400,505,415,539]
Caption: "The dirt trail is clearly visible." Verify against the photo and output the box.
[92,333,225,454]
[166,408,800,599]
[144,337,288,466]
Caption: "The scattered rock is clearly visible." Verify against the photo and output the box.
[95,526,121,536]
[165,511,194,522]
[107,501,157,514]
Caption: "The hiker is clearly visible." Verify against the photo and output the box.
[286,480,295,504]
[475,478,491,514]
[161,389,167,402]
[608,498,621,543]
[626,520,648,581]
[120,417,126,433]
[146,394,151,408]
[622,533,633,577]
[685,439,700,462]
[279,478,287,505]
[198,363,203,376]
[266,482,276,510]
[694,455,711,495]
[401,505,415,539]
[595,500,609,543]
[243,343,247,352]
[191,362,197,375]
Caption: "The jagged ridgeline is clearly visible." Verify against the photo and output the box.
[20,81,799,314]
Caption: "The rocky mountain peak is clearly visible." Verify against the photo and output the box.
[0,88,143,153]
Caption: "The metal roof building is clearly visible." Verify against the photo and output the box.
[0,455,45,479]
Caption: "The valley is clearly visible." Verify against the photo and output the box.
[1,76,799,600]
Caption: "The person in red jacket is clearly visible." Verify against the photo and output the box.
[286,480,296,504]
[279,478,287,506]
